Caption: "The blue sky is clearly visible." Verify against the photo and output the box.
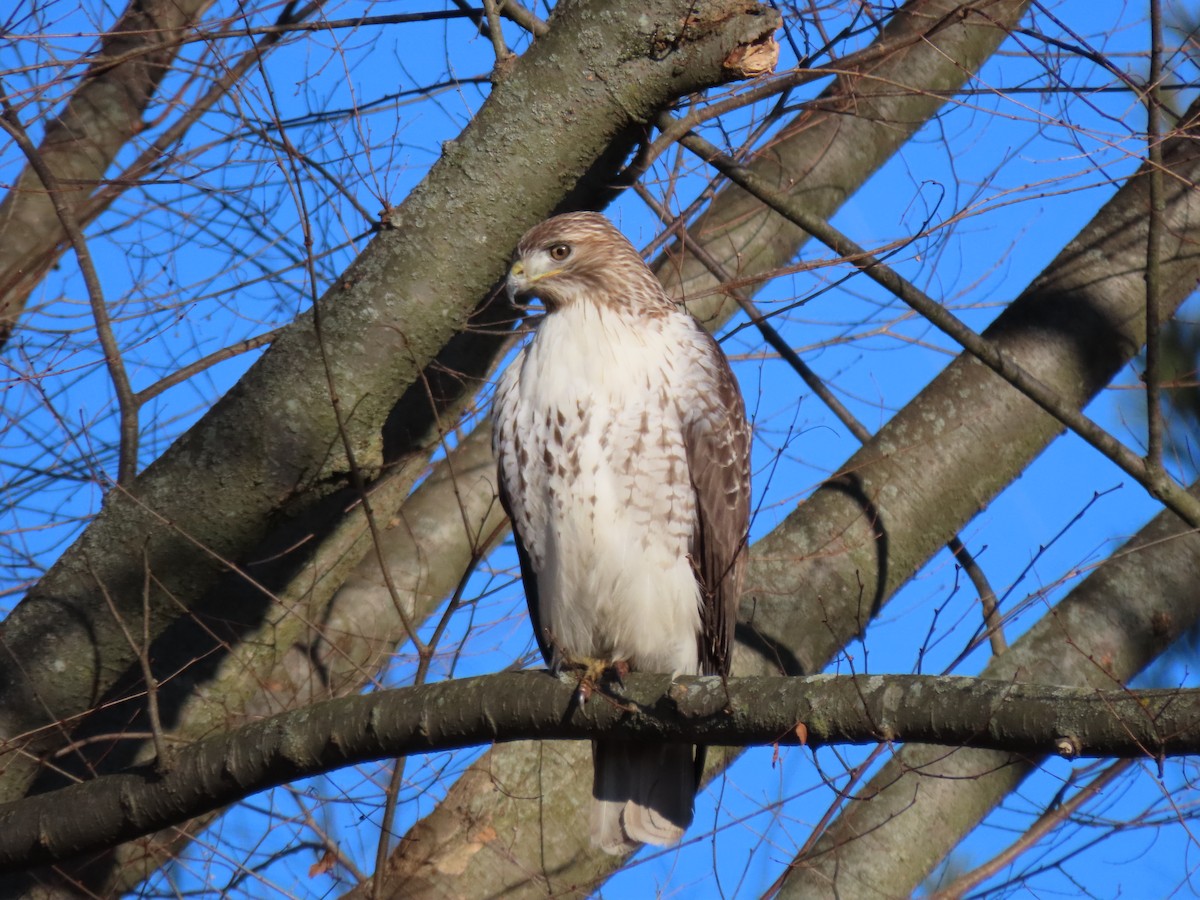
[2,0,1198,896]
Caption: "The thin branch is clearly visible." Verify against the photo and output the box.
[87,555,167,771]
[373,761,405,894]
[244,124,377,225]
[927,759,1134,899]
[637,186,871,442]
[20,9,494,76]
[134,328,283,405]
[672,125,1200,529]
[288,787,370,884]
[499,0,548,36]
[140,547,167,771]
[1145,0,1166,470]
[482,0,513,65]
[0,93,139,484]
[947,537,1007,656]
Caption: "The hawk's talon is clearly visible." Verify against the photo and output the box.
[574,679,593,705]
[560,655,631,703]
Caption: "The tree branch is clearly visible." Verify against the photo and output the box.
[4,672,1199,873]
[1144,0,1166,470]
[926,758,1134,900]
[0,97,140,485]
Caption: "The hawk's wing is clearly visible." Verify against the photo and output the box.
[496,472,553,666]
[493,357,555,669]
[685,330,751,678]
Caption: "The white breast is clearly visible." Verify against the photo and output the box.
[496,302,709,675]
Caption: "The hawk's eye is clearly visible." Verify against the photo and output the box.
[548,243,571,261]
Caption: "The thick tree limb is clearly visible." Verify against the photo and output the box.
[4,673,1200,873]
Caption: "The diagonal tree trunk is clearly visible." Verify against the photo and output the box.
[0,0,780,810]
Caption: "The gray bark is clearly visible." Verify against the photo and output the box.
[0,0,780,807]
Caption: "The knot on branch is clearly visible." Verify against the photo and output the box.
[1055,734,1082,758]
[723,33,779,79]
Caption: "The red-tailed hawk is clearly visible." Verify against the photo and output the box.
[492,212,751,854]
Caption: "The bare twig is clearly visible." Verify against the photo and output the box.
[947,537,1007,656]
[0,93,140,485]
[134,328,283,405]
[1145,0,1166,471]
[499,0,548,36]
[140,548,168,770]
[87,554,168,771]
[672,125,1200,529]
[482,0,514,65]
[12,9,491,77]
[927,759,1133,899]
[288,786,370,884]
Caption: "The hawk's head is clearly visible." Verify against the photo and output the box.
[506,212,668,313]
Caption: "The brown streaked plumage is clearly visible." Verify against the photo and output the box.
[492,211,751,853]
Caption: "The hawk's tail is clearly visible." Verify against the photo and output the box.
[590,740,698,854]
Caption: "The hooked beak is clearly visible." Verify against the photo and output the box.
[506,261,528,307]
[506,258,560,307]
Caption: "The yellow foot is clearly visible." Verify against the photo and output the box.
[563,656,630,703]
